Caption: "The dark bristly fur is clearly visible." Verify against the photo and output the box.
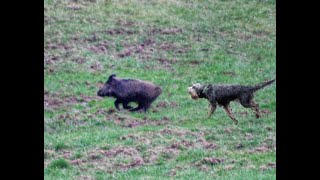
[187,79,275,124]
[97,74,162,113]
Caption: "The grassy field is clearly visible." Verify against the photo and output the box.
[44,0,276,179]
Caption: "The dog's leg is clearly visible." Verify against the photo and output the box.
[223,104,238,124]
[250,100,261,118]
[240,93,261,118]
[207,103,217,118]
[114,99,121,110]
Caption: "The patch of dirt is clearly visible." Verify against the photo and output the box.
[265,126,273,131]
[169,140,194,149]
[104,28,135,36]
[167,169,176,176]
[159,43,176,51]
[66,4,84,11]
[160,127,203,139]
[197,157,224,166]
[239,111,248,117]
[62,150,72,159]
[157,58,177,67]
[268,162,276,168]
[116,19,135,27]
[44,15,52,25]
[224,165,235,171]
[44,150,55,159]
[121,116,170,128]
[77,176,95,180]
[261,109,272,115]
[174,48,189,54]
[70,159,82,165]
[117,39,155,58]
[71,57,87,64]
[44,55,60,65]
[118,157,144,170]
[198,165,210,172]
[100,110,170,128]
[156,101,179,109]
[88,46,107,54]
[250,143,273,153]
[44,92,101,109]
[195,138,218,150]
[45,42,73,51]
[90,61,103,71]
[252,30,270,38]
[87,41,114,54]
[70,146,145,171]
[221,71,237,77]
[245,133,254,140]
[99,147,138,157]
[224,128,233,133]
[188,60,204,65]
[200,48,209,51]
[150,27,183,35]
[84,33,100,42]
[235,143,244,149]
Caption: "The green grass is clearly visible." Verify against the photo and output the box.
[44,0,276,179]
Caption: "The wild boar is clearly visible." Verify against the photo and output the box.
[97,74,162,112]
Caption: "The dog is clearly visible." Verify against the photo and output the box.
[97,74,162,112]
[187,79,275,124]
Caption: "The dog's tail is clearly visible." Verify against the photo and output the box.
[251,79,275,92]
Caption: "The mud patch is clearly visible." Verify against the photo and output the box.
[195,138,218,150]
[90,61,103,71]
[249,143,273,153]
[157,58,178,67]
[44,92,101,109]
[116,19,135,27]
[66,4,84,11]
[195,157,224,169]
[104,28,135,36]
[150,27,183,35]
[189,60,204,65]
[221,71,237,77]
[100,147,138,157]
[267,162,276,168]
[118,157,144,170]
[245,133,254,140]
[238,111,248,117]
[122,116,170,128]
[174,47,189,54]
[261,109,272,115]
[68,146,145,171]
[45,42,73,51]
[117,39,155,58]
[159,43,176,51]
[101,110,170,128]
[156,101,179,109]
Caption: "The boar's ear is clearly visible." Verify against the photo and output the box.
[107,74,116,84]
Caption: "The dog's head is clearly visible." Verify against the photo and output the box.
[187,83,205,100]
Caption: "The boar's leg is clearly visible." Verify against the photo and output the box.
[122,101,133,110]
[142,103,151,113]
[114,99,121,110]
[129,103,144,112]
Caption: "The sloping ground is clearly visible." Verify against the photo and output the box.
[44,0,276,179]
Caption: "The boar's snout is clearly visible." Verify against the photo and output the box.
[97,89,104,97]
[97,85,112,97]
